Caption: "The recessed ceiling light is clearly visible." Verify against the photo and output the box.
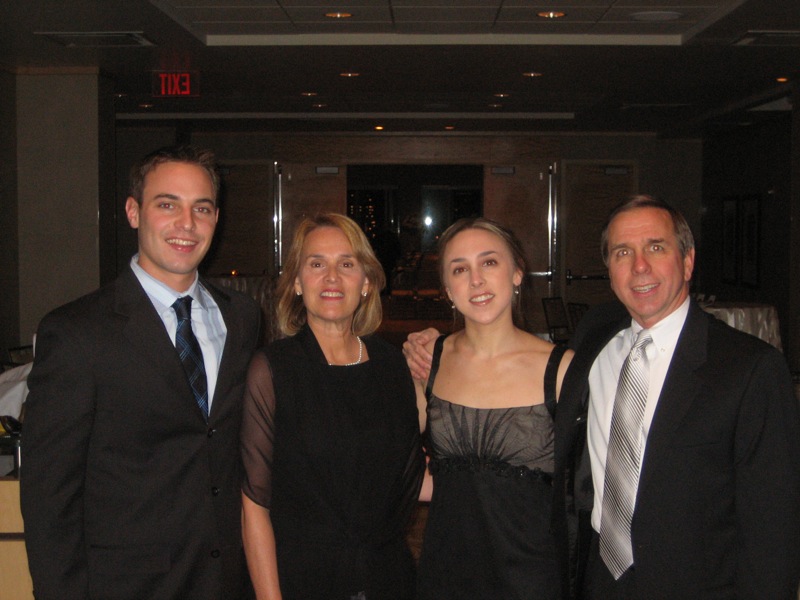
[312,103,327,108]
[538,11,565,19]
[488,103,502,108]
[374,125,384,131]
[494,93,510,98]
[138,103,153,109]
[523,71,543,78]
[325,12,352,19]
[631,10,682,22]
[340,72,359,77]
[301,91,317,96]
[776,77,789,83]
[444,125,455,130]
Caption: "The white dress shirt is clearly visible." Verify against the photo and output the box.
[130,255,227,409]
[588,297,690,532]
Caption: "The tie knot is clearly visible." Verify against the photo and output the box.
[634,333,652,350]
[630,333,652,362]
[172,296,193,321]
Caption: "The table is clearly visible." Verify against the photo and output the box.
[702,302,782,350]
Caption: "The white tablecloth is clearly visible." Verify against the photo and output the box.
[0,363,31,419]
[703,303,782,350]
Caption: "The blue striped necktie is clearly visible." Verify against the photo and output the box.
[172,296,209,419]
[600,332,652,579]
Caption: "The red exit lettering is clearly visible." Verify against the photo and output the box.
[152,72,199,97]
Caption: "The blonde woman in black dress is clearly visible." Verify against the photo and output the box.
[241,213,424,600]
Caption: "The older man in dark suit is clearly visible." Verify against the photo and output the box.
[553,195,800,599]
[21,145,261,599]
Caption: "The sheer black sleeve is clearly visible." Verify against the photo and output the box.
[241,350,277,508]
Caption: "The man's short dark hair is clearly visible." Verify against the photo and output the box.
[128,145,220,205]
[600,194,695,266]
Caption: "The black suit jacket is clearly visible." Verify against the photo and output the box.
[553,301,800,599]
[21,267,261,600]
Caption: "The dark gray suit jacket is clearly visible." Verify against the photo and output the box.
[21,267,261,600]
[553,301,800,599]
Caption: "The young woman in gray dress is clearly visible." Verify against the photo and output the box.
[414,218,573,600]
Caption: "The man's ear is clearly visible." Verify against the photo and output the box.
[125,197,140,229]
[683,247,696,282]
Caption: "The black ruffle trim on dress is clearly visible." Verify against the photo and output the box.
[428,456,553,486]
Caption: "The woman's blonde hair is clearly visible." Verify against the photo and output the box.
[276,213,386,337]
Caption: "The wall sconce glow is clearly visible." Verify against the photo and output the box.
[537,11,565,18]
[424,216,433,227]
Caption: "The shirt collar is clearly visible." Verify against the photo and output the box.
[130,254,207,311]
[627,295,690,352]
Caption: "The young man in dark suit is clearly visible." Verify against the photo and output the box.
[21,145,261,599]
[553,195,800,599]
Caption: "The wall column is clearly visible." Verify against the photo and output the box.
[15,70,112,345]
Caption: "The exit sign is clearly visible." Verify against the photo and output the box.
[152,71,200,97]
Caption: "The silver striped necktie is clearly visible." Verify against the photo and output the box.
[599,331,653,579]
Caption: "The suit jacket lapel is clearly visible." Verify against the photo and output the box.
[637,302,708,498]
[115,267,209,422]
[116,268,185,374]
[556,315,629,469]
[204,280,237,422]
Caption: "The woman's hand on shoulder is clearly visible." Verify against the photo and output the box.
[403,327,440,382]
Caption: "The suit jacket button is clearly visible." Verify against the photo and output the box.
[212,486,220,496]
[211,549,220,558]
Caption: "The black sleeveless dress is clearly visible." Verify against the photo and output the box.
[241,325,424,600]
[417,335,566,600]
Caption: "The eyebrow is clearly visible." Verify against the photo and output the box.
[448,249,498,264]
[153,193,217,208]
[306,253,356,259]
[610,237,668,252]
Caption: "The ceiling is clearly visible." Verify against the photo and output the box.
[1,0,798,137]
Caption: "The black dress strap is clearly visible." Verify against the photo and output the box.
[543,343,568,419]
[425,334,448,400]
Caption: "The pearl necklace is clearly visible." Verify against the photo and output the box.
[329,336,363,366]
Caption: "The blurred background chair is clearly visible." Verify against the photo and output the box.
[542,297,572,345]
[567,302,590,333]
